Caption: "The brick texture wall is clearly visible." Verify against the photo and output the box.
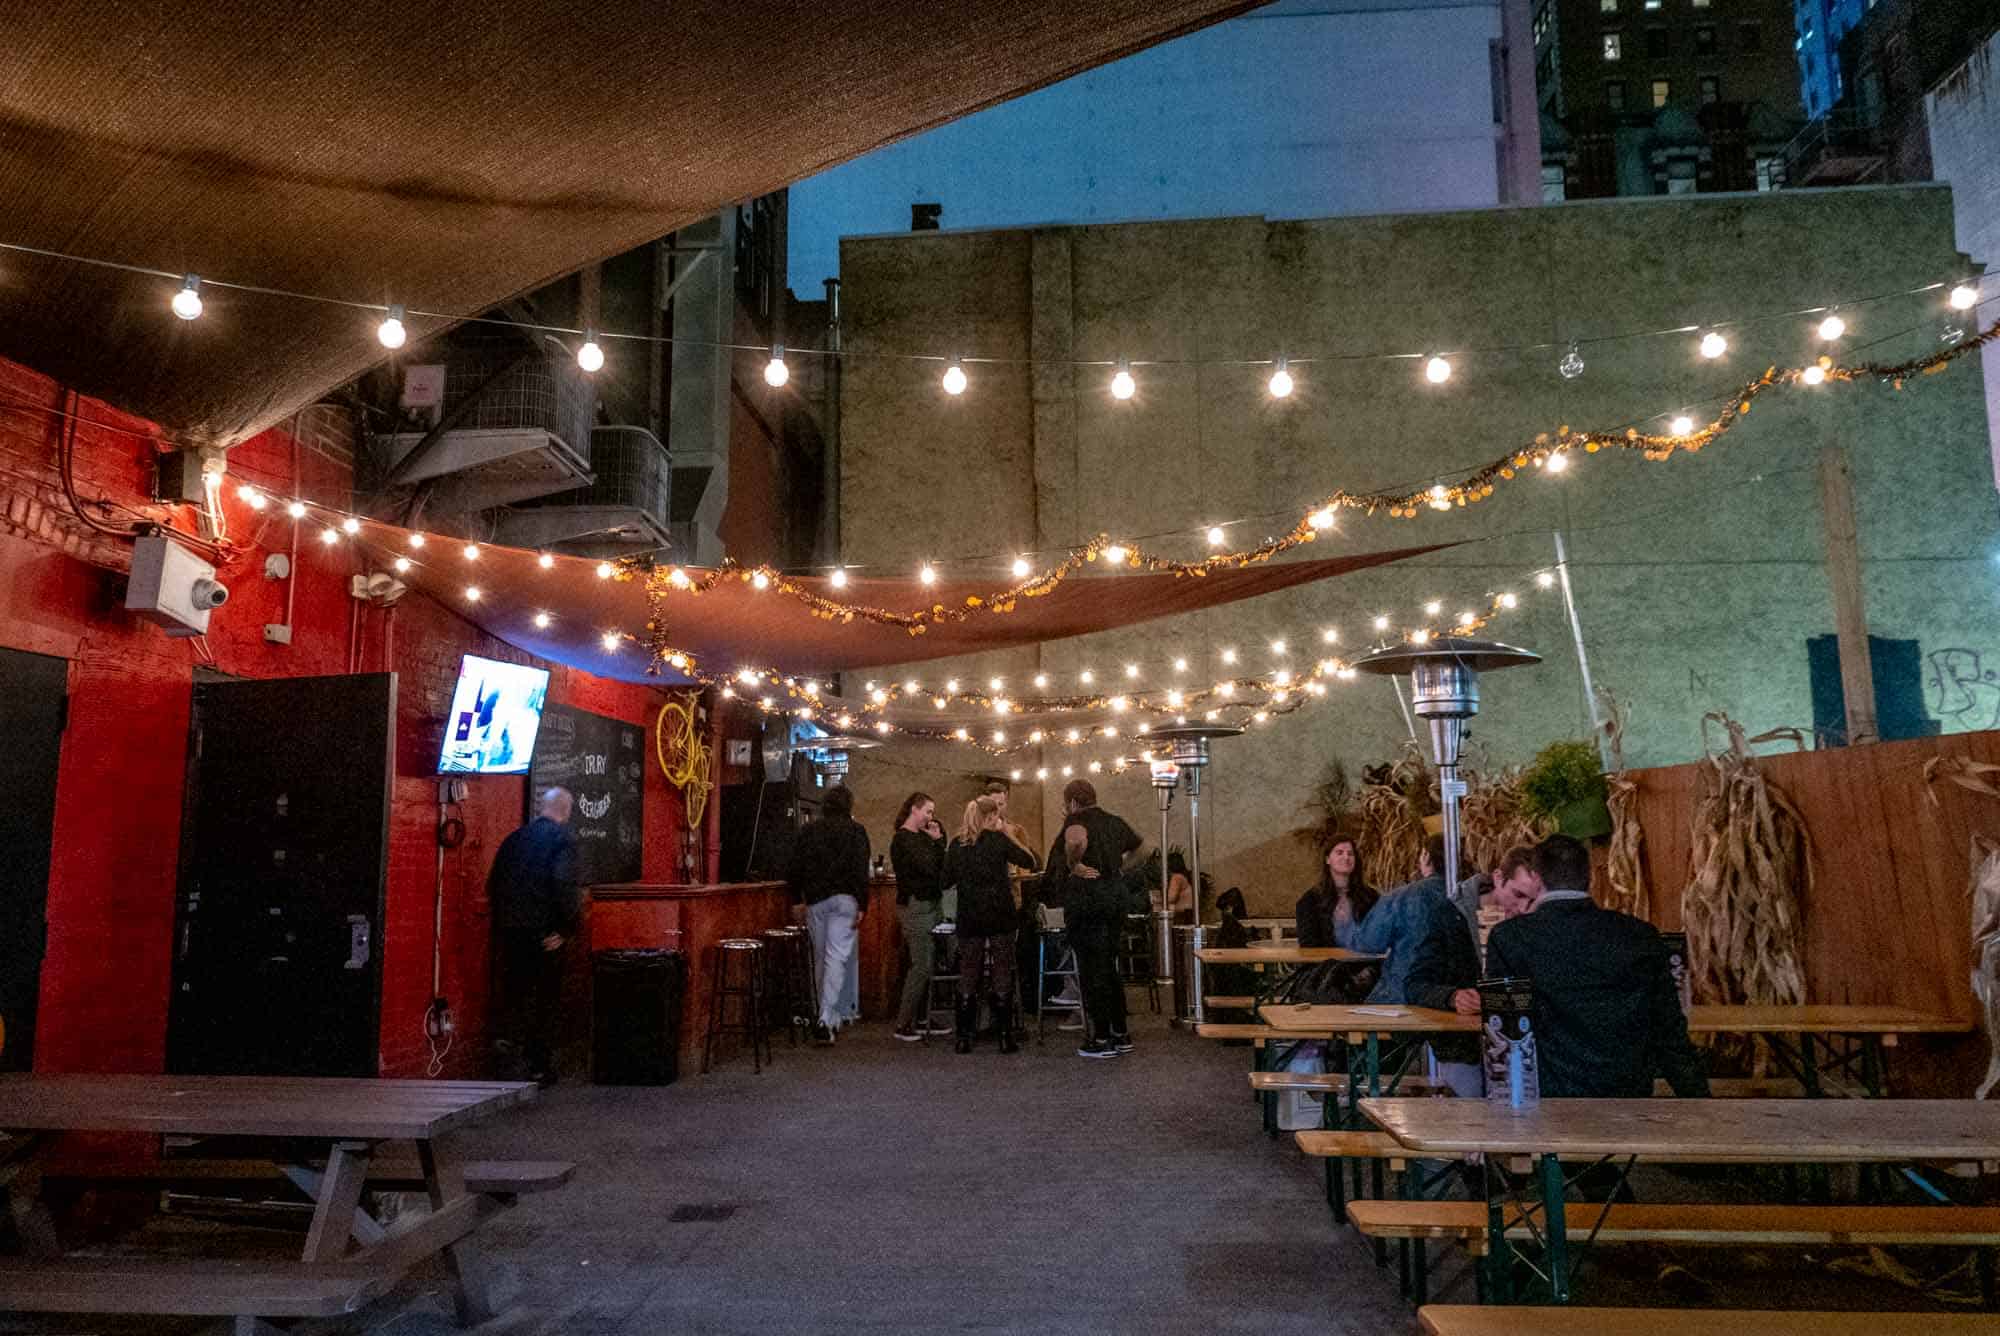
[0,356,687,1079]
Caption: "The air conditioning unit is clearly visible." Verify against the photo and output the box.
[126,534,227,637]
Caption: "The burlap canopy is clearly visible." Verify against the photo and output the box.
[0,0,1254,445]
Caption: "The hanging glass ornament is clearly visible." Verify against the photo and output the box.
[1557,340,1585,380]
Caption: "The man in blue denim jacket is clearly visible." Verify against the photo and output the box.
[1351,833,1470,1004]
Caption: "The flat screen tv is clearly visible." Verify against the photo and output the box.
[438,655,550,775]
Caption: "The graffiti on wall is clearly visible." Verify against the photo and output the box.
[1925,648,2000,731]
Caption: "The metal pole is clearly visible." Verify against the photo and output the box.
[1153,784,1175,993]
[1186,768,1205,1023]
[1390,676,1420,747]
[1553,530,1612,772]
[1431,715,1466,925]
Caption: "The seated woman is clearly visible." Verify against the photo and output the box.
[1295,837,1378,948]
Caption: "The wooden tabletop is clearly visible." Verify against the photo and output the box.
[1260,1003,1477,1034]
[1419,1306,2000,1335]
[1195,946,1382,964]
[1361,1096,2000,1162]
[1238,918,1296,929]
[1687,1004,1972,1035]
[0,1075,536,1141]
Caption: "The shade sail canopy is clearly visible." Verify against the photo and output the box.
[0,0,1255,445]
[358,519,1452,683]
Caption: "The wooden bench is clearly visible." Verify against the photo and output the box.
[0,1256,392,1320]
[57,1157,575,1199]
[1193,1023,1325,1043]
[1348,1199,2000,1256]
[1249,1071,1445,1096]
[1203,995,1258,1009]
[1419,1306,2000,1335]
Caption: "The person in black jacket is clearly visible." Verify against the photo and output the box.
[1295,837,1380,949]
[1051,781,1149,1059]
[944,794,1037,1053]
[889,792,947,1042]
[488,787,581,1085]
[1483,835,1709,1099]
[788,784,871,1044]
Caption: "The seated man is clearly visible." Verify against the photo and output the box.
[1483,834,1708,1099]
[1351,833,1466,1005]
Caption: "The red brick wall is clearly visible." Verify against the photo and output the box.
[0,357,688,1080]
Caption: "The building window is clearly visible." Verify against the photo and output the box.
[1756,155,1780,190]
[1600,0,1618,10]
[1738,20,1761,49]
[1604,32,1622,59]
[1695,24,1716,52]
[1652,78,1671,106]
[1646,27,1670,56]
[1541,164,1569,202]
[1692,0,1710,8]
[1644,0,1661,9]
[1699,74,1720,103]
[1606,80,1628,109]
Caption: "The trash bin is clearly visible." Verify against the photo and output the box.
[592,948,685,1085]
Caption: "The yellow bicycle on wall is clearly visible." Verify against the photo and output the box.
[654,694,714,831]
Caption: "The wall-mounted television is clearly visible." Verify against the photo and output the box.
[438,655,550,775]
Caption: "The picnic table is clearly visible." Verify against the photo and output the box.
[1360,1095,2000,1305]
[0,1073,555,1330]
[1687,1005,1972,1097]
[1259,1002,1474,1123]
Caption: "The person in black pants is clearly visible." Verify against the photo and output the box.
[1048,780,1149,1059]
[888,792,948,1042]
[488,787,581,1086]
[944,794,1038,1053]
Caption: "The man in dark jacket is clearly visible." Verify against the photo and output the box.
[1048,780,1149,1059]
[1484,835,1708,1099]
[488,787,581,1085]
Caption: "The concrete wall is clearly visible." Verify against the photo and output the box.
[1927,29,2000,487]
[835,187,1998,910]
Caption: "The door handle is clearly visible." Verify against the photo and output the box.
[344,915,371,971]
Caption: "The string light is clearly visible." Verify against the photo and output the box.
[1269,639,1286,655]
[1102,544,1128,565]
[1424,355,1452,384]
[1034,673,1049,688]
[601,632,621,652]
[1079,669,1095,685]
[340,516,360,535]
[1458,610,1476,627]
[988,676,1004,690]
[1268,357,1294,398]
[1802,364,1827,385]
[942,360,968,395]
[933,697,947,710]
[577,331,605,373]
[287,501,307,519]
[393,556,411,573]
[236,485,266,510]
[407,532,425,548]
[1670,414,1695,436]
[1699,329,1728,359]
[669,567,691,588]
[1536,571,1557,588]
[1374,615,1390,631]
[1500,592,1518,608]
[944,678,960,693]
[1558,341,1584,379]
[1817,311,1846,341]
[1546,451,1570,472]
[463,543,480,560]
[1308,507,1335,529]
[1037,768,1050,780]
[537,552,555,569]
[750,570,770,590]
[464,586,481,601]
[1087,761,1102,774]
[1321,628,1338,644]
[764,344,789,387]
[318,528,339,545]
[377,305,407,349]
[1949,282,1979,311]
[171,275,203,320]
[1173,657,1188,673]
[1220,648,1237,665]
[1206,526,1225,547]
[828,568,846,589]
[919,563,938,586]
[1273,669,1292,686]
[903,679,919,692]
[1124,663,1139,679]
[1012,556,1031,578]
[1110,360,1136,400]
[533,612,550,628]
[1424,600,1442,616]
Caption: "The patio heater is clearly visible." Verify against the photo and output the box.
[1348,637,1541,908]
[809,734,882,783]
[1149,722,1243,1025]
[1147,754,1181,1000]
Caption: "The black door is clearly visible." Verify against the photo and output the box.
[0,647,66,1071]
[168,673,395,1076]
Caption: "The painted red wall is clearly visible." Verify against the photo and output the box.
[0,358,688,1080]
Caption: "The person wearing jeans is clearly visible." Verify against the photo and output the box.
[889,792,948,1041]
[788,784,871,1044]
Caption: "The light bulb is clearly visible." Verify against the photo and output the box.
[1274,669,1292,686]
[1536,571,1557,588]
[1458,611,1476,627]
[243,488,267,510]
[1110,360,1136,400]
[1429,483,1449,503]
[597,561,619,578]
[903,679,919,693]
[1066,728,1082,743]
[993,699,1010,715]
[393,557,411,573]
[341,516,361,535]
[1062,766,1074,778]
[1011,556,1032,579]
[171,275,203,321]
[919,563,937,586]
[1166,689,1183,707]
[577,332,605,373]
[1206,526,1225,547]
[1029,730,1043,742]
[740,669,760,685]
[1079,669,1095,685]
[1557,341,1584,380]
[1802,364,1827,385]
[1102,544,1128,565]
[1500,592,1519,608]
[1546,451,1570,472]
[1424,600,1442,616]
[942,361,968,395]
[463,543,480,560]
[750,570,769,590]
[1110,697,1128,713]
[1219,682,1236,697]
[408,532,425,548]
[1373,615,1390,631]
[1220,648,1237,665]
[1270,639,1287,655]
[287,501,307,519]
[1010,769,1023,782]
[1424,355,1452,384]
[1699,330,1728,359]
[1173,657,1188,673]
[602,632,621,652]
[933,697,947,710]
[1817,312,1846,341]
[669,567,691,588]
[954,728,969,740]
[1670,414,1695,436]
[1949,282,1978,311]
[988,676,1003,690]
[1412,628,1431,644]
[319,528,339,545]
[876,721,892,735]
[992,730,1006,744]
[1254,712,1269,724]
[829,568,847,588]
[537,552,555,569]
[1034,673,1049,688]
[945,678,960,694]
[533,612,550,629]
[464,586,481,601]
[377,306,407,349]
[1124,664,1139,679]
[1308,507,1335,529]
[1037,768,1049,781]
[1321,628,1338,644]
[764,346,789,387]
[1268,358,1294,398]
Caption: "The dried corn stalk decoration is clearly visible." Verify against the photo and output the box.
[1356,743,1436,887]
[1460,766,1548,874]
[1597,690,1647,918]
[1682,713,1809,1012]
[1925,756,2000,1100]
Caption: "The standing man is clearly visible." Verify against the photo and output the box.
[488,787,581,1086]
[1051,779,1151,1059]
[789,784,871,1044]
[982,777,1036,861]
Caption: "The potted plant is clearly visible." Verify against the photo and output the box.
[1519,739,1612,839]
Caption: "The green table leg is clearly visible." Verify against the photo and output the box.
[1539,1153,1571,1304]
[1484,1157,1514,1305]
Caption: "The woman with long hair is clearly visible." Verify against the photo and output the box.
[1295,836,1378,949]
[943,793,1037,1053]
[888,791,947,1042]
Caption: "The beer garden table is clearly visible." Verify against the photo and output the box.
[1686,1005,1973,1098]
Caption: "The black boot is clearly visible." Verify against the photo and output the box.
[954,998,976,1054]
[996,998,1020,1054]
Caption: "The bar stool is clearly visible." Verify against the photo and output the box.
[1035,916,1083,1044]
[761,926,814,1047]
[1119,912,1163,1015]
[702,937,770,1074]
[924,921,960,1043]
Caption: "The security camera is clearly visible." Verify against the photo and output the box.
[190,578,229,610]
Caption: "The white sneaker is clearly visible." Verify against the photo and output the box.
[1049,988,1082,1007]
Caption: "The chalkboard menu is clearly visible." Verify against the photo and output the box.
[530,704,644,886]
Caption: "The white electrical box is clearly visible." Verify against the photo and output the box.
[126,534,228,637]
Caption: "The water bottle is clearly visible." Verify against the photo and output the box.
[1659,931,1692,1014]
[1478,976,1540,1112]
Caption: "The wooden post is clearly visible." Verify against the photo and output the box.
[1817,445,1878,746]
